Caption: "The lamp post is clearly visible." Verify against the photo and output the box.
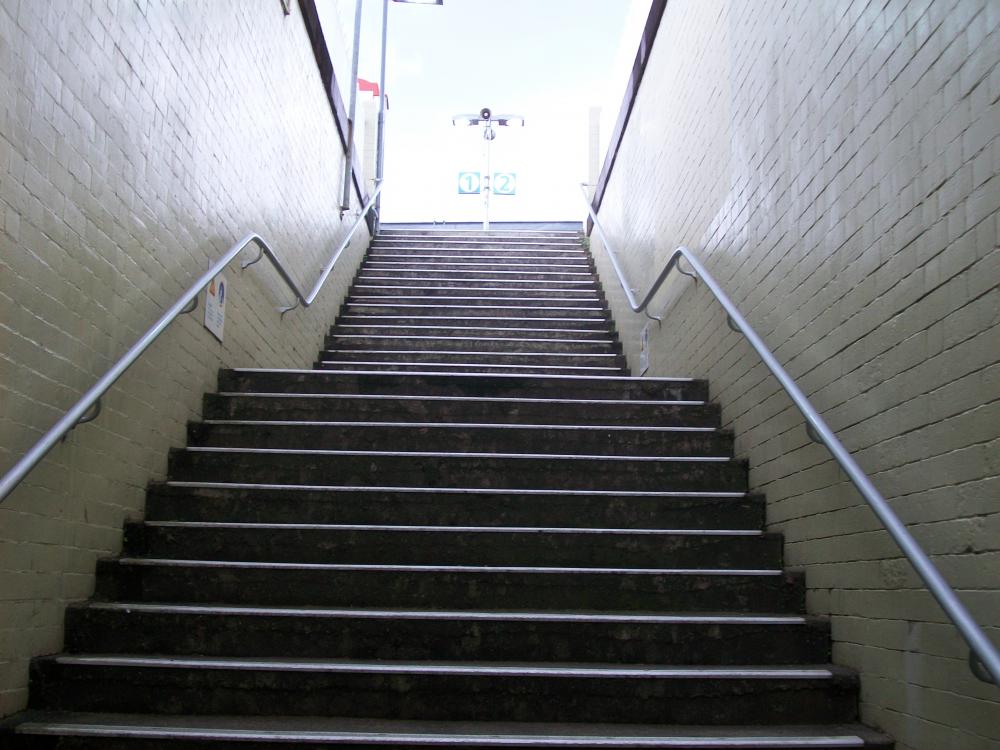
[340,0,364,214]
[452,108,525,230]
[374,0,443,232]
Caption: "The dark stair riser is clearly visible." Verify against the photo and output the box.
[323,337,622,355]
[122,523,780,568]
[337,317,614,332]
[369,244,580,253]
[203,394,720,427]
[95,562,805,612]
[318,354,628,370]
[360,259,594,271]
[166,450,748,492]
[2,729,895,750]
[345,297,605,310]
[216,370,707,401]
[377,229,582,236]
[364,250,593,261]
[343,304,607,318]
[145,485,765,530]
[315,362,624,376]
[186,422,733,457]
[330,326,616,341]
[66,606,830,664]
[348,287,603,300]
[354,274,600,284]
[29,660,858,725]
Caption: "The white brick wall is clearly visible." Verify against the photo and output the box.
[592,0,999,747]
[0,0,368,715]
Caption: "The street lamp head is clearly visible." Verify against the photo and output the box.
[452,112,524,127]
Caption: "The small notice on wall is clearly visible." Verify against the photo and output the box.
[204,274,226,342]
[639,323,650,375]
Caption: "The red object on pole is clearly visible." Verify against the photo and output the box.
[358,78,380,97]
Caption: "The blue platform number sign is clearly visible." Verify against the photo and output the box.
[493,172,516,196]
[457,171,481,194]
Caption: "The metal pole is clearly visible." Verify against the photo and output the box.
[483,127,491,231]
[374,0,390,233]
[340,0,364,213]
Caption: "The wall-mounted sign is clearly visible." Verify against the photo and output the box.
[639,322,650,375]
[204,274,226,342]
[493,172,516,195]
[457,171,481,194]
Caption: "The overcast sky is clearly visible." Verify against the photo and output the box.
[319,0,651,223]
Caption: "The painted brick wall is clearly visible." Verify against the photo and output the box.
[0,0,368,714]
[592,0,999,747]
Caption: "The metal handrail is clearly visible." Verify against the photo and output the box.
[580,183,1000,685]
[0,182,383,506]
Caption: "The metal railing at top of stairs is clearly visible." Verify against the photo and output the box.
[579,183,1000,686]
[0,181,383,506]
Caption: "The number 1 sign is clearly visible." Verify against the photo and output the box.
[457,172,481,194]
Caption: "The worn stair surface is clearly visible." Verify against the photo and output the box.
[3,229,892,748]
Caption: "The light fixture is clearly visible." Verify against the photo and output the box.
[452,108,525,230]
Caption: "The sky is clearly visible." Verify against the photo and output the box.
[319,0,652,223]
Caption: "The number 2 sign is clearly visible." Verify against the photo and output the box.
[493,172,516,195]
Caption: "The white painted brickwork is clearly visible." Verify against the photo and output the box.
[593,0,999,747]
[0,0,367,714]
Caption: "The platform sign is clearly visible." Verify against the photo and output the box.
[493,172,516,195]
[457,171,481,194]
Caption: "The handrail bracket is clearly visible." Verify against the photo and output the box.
[61,399,102,442]
[240,247,265,270]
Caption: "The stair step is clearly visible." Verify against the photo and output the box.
[146,484,762,529]
[187,420,732,456]
[203,392,719,427]
[316,351,622,365]
[66,602,827,664]
[331,324,614,340]
[323,336,620,355]
[29,655,857,724]
[336,314,612,328]
[371,239,583,250]
[344,303,609,318]
[346,296,604,308]
[353,269,597,282]
[354,278,597,288]
[94,558,804,611]
[367,247,590,259]
[217,370,706,401]
[122,522,779,568]
[351,284,600,301]
[379,228,582,236]
[362,258,593,269]
[316,361,625,376]
[2,713,894,748]
[166,447,745,492]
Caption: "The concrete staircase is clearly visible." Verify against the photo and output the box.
[3,229,892,748]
